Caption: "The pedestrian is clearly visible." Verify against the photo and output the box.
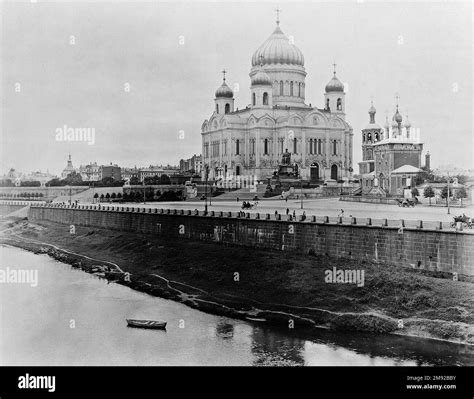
[286,208,289,215]
[302,211,306,221]
[237,197,239,203]
[285,197,288,203]
[274,210,278,216]
[293,210,296,218]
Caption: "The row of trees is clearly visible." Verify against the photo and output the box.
[46,172,125,187]
[419,186,468,206]
[0,192,44,198]
[130,175,171,185]
[414,167,468,186]
[93,190,183,202]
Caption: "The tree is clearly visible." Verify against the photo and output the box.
[20,180,41,187]
[440,185,453,206]
[46,178,63,187]
[144,175,160,185]
[160,174,171,185]
[423,186,435,206]
[411,187,419,197]
[63,171,83,186]
[130,176,140,185]
[101,176,115,187]
[455,187,468,207]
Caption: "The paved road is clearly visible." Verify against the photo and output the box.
[108,197,473,224]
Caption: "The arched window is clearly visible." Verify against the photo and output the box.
[290,81,294,96]
[326,98,330,111]
[318,139,322,155]
[216,104,219,113]
[298,83,301,97]
[252,93,256,106]
[236,166,240,176]
[264,139,268,155]
[363,133,366,143]
[225,103,230,114]
[263,92,268,105]
[293,138,297,154]
[280,81,284,96]
[337,98,342,111]
[333,140,337,155]
[236,139,240,155]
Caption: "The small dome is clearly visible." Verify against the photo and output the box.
[393,106,403,123]
[251,68,272,86]
[325,74,344,93]
[369,104,376,114]
[215,81,233,98]
[252,25,304,67]
[391,119,398,128]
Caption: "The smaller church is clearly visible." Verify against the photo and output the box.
[358,101,425,197]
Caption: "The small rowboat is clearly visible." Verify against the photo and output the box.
[126,319,167,329]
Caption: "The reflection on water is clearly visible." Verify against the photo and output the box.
[0,245,472,366]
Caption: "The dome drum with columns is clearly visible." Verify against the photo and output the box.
[202,15,353,183]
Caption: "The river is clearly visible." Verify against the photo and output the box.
[0,245,472,366]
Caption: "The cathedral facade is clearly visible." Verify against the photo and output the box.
[201,18,353,183]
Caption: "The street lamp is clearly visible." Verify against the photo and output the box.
[204,166,208,213]
[447,172,450,215]
[300,179,303,209]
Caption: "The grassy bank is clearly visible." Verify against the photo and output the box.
[1,217,473,345]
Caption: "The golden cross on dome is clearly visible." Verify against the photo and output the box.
[395,93,400,107]
[275,7,282,25]
[333,63,337,75]
[222,69,227,82]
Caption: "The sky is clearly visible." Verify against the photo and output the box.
[1,0,472,176]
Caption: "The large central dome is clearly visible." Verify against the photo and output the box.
[251,25,304,67]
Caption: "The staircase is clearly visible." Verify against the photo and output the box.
[213,183,268,201]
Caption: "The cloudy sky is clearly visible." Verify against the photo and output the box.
[1,0,472,176]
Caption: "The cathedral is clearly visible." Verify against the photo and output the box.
[201,16,353,184]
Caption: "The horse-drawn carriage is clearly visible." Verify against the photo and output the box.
[241,201,258,210]
[396,198,417,207]
[450,214,472,229]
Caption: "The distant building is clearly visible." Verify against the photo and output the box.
[100,164,122,181]
[22,171,57,187]
[179,154,202,174]
[121,167,139,182]
[79,162,100,181]
[358,102,424,196]
[61,154,78,179]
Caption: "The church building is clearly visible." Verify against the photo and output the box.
[358,101,424,196]
[201,15,354,184]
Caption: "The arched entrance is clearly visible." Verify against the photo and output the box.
[331,164,338,180]
[235,166,241,176]
[310,162,319,182]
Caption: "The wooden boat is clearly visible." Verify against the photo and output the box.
[126,319,167,329]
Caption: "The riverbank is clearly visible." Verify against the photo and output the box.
[1,217,473,345]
